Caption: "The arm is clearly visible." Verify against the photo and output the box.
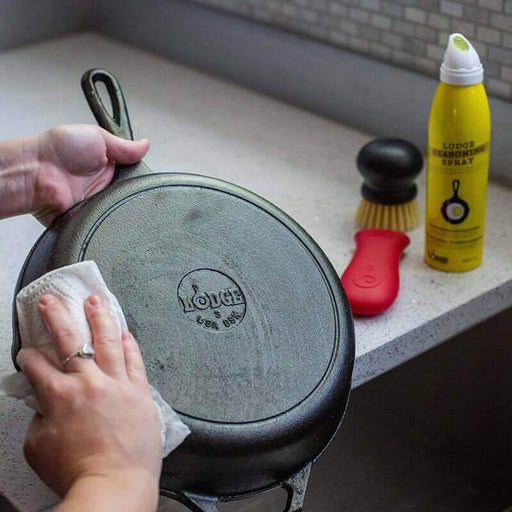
[58,472,158,512]
[0,125,149,225]
[18,295,162,512]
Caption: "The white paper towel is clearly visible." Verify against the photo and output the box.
[0,261,190,458]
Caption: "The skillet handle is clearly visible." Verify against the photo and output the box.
[282,463,312,512]
[176,492,219,511]
[81,68,133,140]
[164,464,312,511]
[81,68,152,181]
[175,464,311,511]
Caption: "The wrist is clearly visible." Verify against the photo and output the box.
[58,469,159,512]
[0,134,40,218]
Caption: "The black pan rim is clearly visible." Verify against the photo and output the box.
[13,172,354,426]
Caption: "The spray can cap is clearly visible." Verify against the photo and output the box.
[440,33,484,86]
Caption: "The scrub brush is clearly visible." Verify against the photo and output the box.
[355,138,423,232]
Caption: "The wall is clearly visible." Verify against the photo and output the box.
[0,0,91,51]
[1,0,512,183]
[93,0,512,184]
[2,0,512,104]
[193,0,512,101]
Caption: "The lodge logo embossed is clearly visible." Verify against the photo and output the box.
[177,269,246,331]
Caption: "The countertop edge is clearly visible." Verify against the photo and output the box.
[353,277,512,387]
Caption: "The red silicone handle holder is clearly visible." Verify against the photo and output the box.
[341,229,410,316]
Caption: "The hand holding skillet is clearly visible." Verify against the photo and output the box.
[0,125,149,225]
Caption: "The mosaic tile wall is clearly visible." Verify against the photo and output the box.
[192,0,512,101]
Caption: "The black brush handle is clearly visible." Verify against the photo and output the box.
[357,138,423,205]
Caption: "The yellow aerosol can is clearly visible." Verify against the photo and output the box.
[425,33,491,272]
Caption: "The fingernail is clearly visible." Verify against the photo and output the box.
[88,295,102,307]
[16,349,27,369]
[39,294,57,306]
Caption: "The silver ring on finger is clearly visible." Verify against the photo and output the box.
[61,343,95,367]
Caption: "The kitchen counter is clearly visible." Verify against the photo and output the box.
[1,33,512,510]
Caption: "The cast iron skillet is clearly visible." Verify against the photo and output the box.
[12,69,355,511]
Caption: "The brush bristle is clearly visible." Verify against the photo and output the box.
[355,199,420,232]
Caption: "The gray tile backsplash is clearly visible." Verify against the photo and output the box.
[192,0,512,101]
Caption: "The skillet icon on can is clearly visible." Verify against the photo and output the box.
[441,179,469,224]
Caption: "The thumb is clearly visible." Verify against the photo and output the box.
[100,128,150,164]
